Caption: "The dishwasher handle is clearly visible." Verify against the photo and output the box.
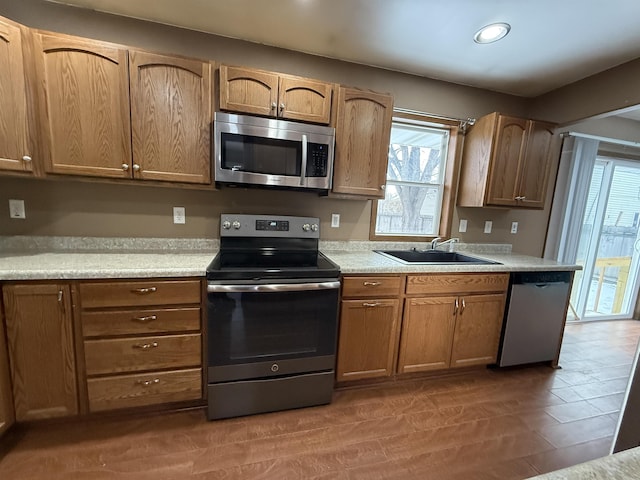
[511,271,572,285]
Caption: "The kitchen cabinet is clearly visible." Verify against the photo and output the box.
[0,307,15,436]
[0,16,33,174]
[332,87,393,197]
[76,279,203,412]
[337,276,403,381]
[457,112,555,209]
[2,283,78,421]
[219,65,333,124]
[34,31,212,184]
[399,274,508,374]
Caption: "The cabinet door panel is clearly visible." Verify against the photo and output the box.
[336,299,399,381]
[0,18,31,173]
[3,284,77,421]
[518,121,555,208]
[219,65,278,116]
[0,305,15,436]
[130,51,211,184]
[398,296,457,374]
[36,33,131,178]
[486,116,527,206]
[333,87,393,197]
[279,76,332,124]
[450,293,506,368]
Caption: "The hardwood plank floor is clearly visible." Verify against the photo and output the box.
[1,319,639,479]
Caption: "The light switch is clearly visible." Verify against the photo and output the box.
[511,222,518,234]
[331,213,340,228]
[484,221,492,234]
[9,199,25,219]
[458,219,467,233]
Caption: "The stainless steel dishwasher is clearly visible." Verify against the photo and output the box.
[497,271,573,367]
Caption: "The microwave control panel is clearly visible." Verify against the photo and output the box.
[307,143,329,177]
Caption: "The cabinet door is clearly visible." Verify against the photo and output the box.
[486,115,527,206]
[336,299,400,381]
[130,51,212,184]
[450,293,506,368]
[35,33,132,178]
[398,296,457,374]
[518,120,555,209]
[3,284,78,421]
[278,76,332,124]
[219,65,278,117]
[0,17,31,173]
[0,307,15,436]
[333,87,393,197]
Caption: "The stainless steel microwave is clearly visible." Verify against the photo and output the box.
[214,112,335,192]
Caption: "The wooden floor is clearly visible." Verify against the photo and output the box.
[1,320,640,480]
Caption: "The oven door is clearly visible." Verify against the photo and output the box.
[206,279,340,383]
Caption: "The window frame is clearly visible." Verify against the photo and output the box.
[369,111,461,242]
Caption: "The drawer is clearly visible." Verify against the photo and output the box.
[406,273,509,295]
[84,334,201,375]
[87,368,202,412]
[82,307,201,337]
[342,276,402,298]
[79,280,201,309]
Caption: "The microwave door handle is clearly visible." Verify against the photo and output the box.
[300,134,308,186]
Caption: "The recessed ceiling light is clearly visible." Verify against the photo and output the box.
[473,23,511,44]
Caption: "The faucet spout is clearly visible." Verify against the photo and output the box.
[430,237,442,250]
[431,237,460,251]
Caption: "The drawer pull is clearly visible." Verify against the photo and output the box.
[454,298,459,315]
[136,378,160,387]
[131,287,157,294]
[363,281,381,287]
[460,298,466,314]
[362,302,381,307]
[132,315,157,323]
[132,342,159,350]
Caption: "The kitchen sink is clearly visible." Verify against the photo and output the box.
[374,249,500,265]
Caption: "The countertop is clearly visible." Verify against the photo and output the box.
[526,447,640,479]
[0,236,580,281]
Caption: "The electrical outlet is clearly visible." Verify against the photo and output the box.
[173,206,186,224]
[9,199,25,219]
[458,219,467,233]
[484,220,492,234]
[511,221,518,234]
[331,213,340,228]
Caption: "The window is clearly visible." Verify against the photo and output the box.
[372,113,457,240]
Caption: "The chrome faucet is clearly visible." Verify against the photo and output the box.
[430,237,459,251]
[431,237,442,249]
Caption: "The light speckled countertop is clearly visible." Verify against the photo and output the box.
[0,236,580,280]
[526,447,640,479]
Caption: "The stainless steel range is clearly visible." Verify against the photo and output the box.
[206,214,341,420]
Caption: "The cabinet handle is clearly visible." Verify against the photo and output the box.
[136,378,160,386]
[454,298,459,315]
[362,302,381,307]
[460,298,466,314]
[363,281,381,287]
[381,185,385,190]
[132,315,157,323]
[131,287,157,294]
[57,290,63,303]
[133,164,141,172]
[22,155,32,162]
[515,196,527,201]
[279,102,285,112]
[132,342,159,350]
[271,102,277,111]
[121,163,129,171]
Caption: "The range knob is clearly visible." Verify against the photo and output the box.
[311,224,319,232]
[302,223,311,232]
[222,221,231,230]
[232,221,241,230]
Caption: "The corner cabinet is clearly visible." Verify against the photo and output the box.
[219,65,333,124]
[458,112,556,209]
[0,16,34,174]
[332,87,393,198]
[2,283,78,421]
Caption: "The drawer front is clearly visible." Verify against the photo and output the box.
[342,276,402,298]
[84,334,202,375]
[79,280,201,308]
[82,307,201,337]
[87,368,202,412]
[406,273,509,295]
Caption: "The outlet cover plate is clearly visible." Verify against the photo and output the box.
[484,220,492,234]
[173,206,186,224]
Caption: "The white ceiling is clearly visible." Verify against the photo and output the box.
[48,0,640,98]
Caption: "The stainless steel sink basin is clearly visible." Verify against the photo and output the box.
[374,249,500,265]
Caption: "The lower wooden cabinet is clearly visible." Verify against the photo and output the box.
[0,306,15,435]
[2,283,78,421]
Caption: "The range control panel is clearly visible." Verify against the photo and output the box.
[220,214,320,238]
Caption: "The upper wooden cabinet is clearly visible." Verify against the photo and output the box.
[458,112,556,209]
[129,50,211,184]
[332,87,393,198]
[34,32,212,185]
[0,17,33,174]
[219,65,333,124]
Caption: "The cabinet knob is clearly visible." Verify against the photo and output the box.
[22,155,32,162]
[381,185,385,190]
[279,103,285,112]
[133,164,141,172]
[271,102,277,111]
[121,163,129,171]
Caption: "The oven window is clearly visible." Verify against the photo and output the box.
[221,133,302,176]
[208,288,339,366]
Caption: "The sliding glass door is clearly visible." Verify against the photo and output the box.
[570,158,640,321]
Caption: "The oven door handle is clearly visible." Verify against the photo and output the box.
[207,281,340,293]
